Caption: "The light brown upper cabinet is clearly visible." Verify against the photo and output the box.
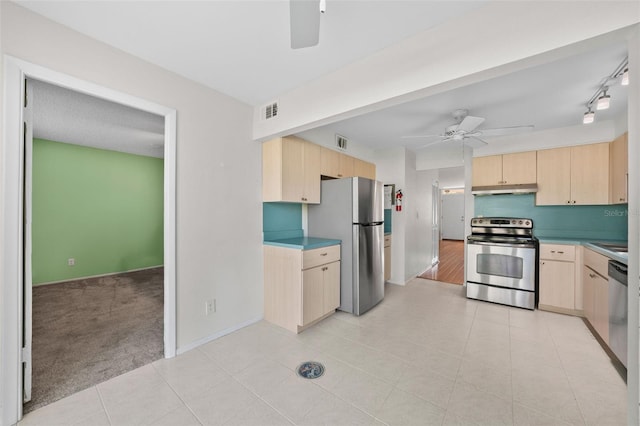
[321,147,355,178]
[536,143,609,205]
[610,132,628,204]
[320,147,375,180]
[354,158,376,180]
[262,136,320,203]
[472,151,536,187]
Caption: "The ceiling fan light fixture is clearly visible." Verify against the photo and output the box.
[583,108,595,124]
[596,89,610,110]
[621,68,629,86]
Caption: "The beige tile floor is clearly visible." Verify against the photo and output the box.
[20,279,627,425]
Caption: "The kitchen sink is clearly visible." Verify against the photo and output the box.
[591,242,628,253]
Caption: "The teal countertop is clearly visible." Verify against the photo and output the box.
[263,237,341,250]
[538,238,628,265]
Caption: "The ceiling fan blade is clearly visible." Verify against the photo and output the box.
[479,125,534,137]
[457,115,485,132]
[290,0,321,49]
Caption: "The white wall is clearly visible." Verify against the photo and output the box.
[373,147,406,284]
[253,2,640,140]
[473,121,618,157]
[625,27,639,426]
[1,3,263,352]
[373,147,436,284]
[438,167,464,189]
[294,127,376,162]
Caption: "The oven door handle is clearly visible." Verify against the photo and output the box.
[467,240,536,248]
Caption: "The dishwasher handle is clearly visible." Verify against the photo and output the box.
[608,260,627,286]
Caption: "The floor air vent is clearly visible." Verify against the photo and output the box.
[297,361,325,379]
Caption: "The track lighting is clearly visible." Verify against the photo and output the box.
[583,108,595,124]
[596,88,610,110]
[581,56,628,124]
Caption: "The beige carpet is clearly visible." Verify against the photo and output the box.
[24,267,164,413]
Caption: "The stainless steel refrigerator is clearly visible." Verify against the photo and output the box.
[308,177,385,315]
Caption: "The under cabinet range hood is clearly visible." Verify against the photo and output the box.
[471,183,538,195]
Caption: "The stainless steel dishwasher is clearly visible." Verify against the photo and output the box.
[608,260,628,367]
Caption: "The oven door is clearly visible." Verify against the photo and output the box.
[467,241,536,291]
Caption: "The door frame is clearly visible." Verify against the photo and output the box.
[1,56,177,424]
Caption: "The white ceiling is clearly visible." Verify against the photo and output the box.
[306,41,628,152]
[17,1,629,158]
[31,79,165,158]
[16,0,486,106]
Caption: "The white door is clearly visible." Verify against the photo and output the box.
[23,78,34,404]
[441,192,465,240]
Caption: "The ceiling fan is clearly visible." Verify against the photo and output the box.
[402,109,534,147]
[290,0,326,49]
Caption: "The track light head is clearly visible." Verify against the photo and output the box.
[621,68,629,86]
[596,88,610,110]
[583,108,595,124]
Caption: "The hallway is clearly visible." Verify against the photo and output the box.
[419,240,464,285]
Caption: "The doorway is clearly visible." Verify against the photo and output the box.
[420,166,466,285]
[1,57,177,423]
[24,77,167,412]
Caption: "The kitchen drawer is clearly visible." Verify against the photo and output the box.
[540,244,575,261]
[384,235,392,247]
[303,245,340,270]
[584,247,609,278]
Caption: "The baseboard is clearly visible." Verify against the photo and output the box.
[33,265,164,286]
[176,315,263,356]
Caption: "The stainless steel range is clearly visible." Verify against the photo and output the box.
[466,217,538,310]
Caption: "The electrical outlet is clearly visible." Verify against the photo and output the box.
[67,258,75,266]
[205,299,216,316]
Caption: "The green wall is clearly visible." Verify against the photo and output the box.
[32,139,164,284]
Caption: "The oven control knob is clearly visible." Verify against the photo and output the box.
[511,220,516,224]
[525,220,530,226]
[519,220,523,225]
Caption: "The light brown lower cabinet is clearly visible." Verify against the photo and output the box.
[264,244,340,333]
[539,260,575,310]
[582,248,609,344]
[538,244,578,314]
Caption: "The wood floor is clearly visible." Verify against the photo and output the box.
[419,239,464,285]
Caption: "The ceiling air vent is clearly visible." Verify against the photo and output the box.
[263,101,279,120]
[336,134,348,150]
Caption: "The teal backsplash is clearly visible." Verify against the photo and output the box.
[474,194,628,240]
[263,203,303,240]
[384,209,392,233]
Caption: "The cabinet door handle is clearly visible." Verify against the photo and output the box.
[557,251,564,254]
[567,200,571,204]
[589,273,596,279]
[620,198,626,202]
[573,200,576,204]
[337,174,343,177]
[550,250,556,253]
[320,253,328,256]
[322,267,328,271]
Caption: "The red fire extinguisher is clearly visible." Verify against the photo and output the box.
[395,190,403,212]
